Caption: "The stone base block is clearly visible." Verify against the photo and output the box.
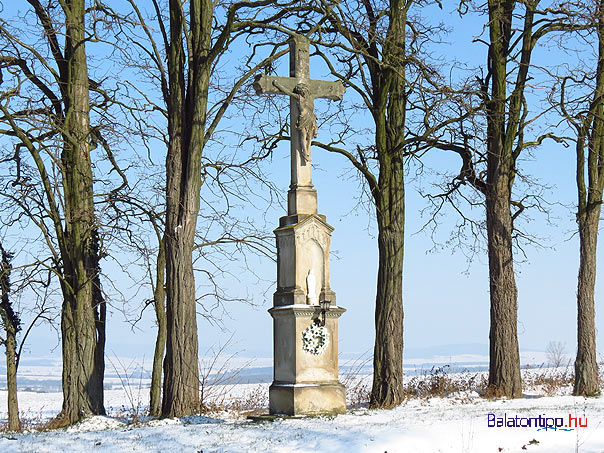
[269,382,346,415]
[288,186,317,216]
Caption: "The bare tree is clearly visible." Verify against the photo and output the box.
[114,0,299,417]
[0,0,111,424]
[437,0,570,398]
[553,0,604,397]
[571,2,603,396]
[546,341,567,369]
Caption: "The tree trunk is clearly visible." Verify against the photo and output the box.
[481,0,527,398]
[5,326,20,431]
[370,155,405,408]
[574,210,600,396]
[0,245,20,431]
[161,0,213,417]
[150,239,167,417]
[59,247,106,424]
[369,0,407,408]
[56,0,105,425]
[573,0,604,398]
[162,224,200,416]
[91,231,106,409]
[485,179,522,397]
[162,132,203,415]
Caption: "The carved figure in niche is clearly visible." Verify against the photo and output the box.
[306,268,317,305]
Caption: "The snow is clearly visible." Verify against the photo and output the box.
[0,369,603,452]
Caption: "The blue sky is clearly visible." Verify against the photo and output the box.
[6,0,603,369]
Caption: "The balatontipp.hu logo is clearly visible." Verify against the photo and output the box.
[487,413,587,431]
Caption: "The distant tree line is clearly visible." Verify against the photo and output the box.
[0,0,601,430]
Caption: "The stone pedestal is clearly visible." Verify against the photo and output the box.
[269,214,346,415]
[269,305,345,415]
[269,382,346,416]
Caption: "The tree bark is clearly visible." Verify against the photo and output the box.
[56,0,106,424]
[574,210,600,396]
[162,221,201,416]
[485,180,522,397]
[370,154,405,408]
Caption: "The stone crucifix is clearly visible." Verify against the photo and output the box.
[253,34,345,216]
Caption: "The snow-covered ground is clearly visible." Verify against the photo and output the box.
[0,367,603,452]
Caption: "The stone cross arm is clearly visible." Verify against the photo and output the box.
[253,74,345,101]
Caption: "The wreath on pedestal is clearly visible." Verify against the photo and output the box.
[302,323,330,355]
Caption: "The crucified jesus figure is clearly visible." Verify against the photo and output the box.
[272,80,318,164]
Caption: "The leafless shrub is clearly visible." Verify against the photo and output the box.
[198,338,253,413]
[229,385,269,416]
[404,366,487,400]
[107,356,146,425]
[341,354,372,409]
[0,409,48,432]
[522,364,574,396]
